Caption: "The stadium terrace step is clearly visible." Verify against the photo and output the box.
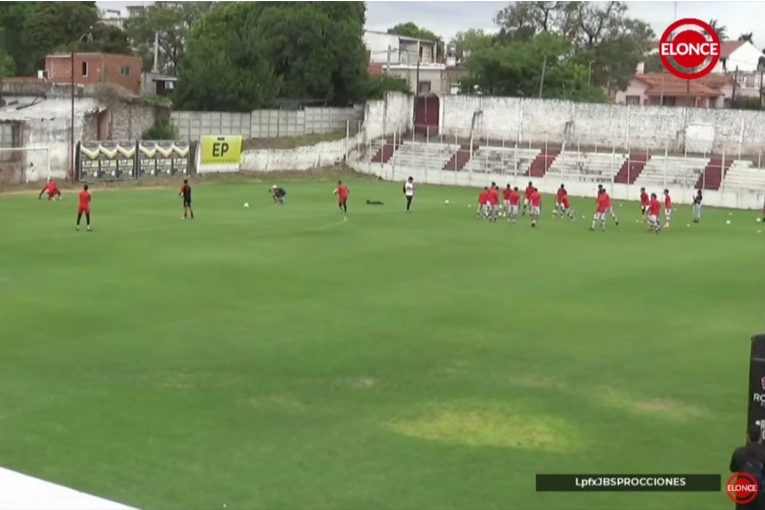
[614,153,650,184]
[525,149,559,177]
[443,144,478,171]
[370,138,401,164]
[695,157,732,190]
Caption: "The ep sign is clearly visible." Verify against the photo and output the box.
[659,18,721,80]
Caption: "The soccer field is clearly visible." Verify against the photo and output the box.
[0,177,762,510]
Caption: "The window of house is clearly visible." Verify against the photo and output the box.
[120,66,130,77]
[661,96,676,106]
[625,95,640,105]
[418,81,431,95]
[724,98,732,108]
[81,61,88,77]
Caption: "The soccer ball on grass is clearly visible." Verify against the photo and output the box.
[244,203,250,208]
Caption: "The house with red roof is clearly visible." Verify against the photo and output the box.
[614,73,736,108]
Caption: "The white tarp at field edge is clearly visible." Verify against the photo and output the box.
[0,467,137,510]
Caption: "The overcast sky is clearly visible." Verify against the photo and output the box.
[97,1,765,48]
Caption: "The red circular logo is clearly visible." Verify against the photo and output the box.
[727,472,759,504]
[659,18,721,80]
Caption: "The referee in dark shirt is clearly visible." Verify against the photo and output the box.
[730,424,765,509]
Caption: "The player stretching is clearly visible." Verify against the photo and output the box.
[476,187,489,219]
[591,189,609,231]
[334,180,349,215]
[560,192,576,220]
[487,183,500,222]
[39,180,61,200]
[502,184,513,216]
[179,179,194,219]
[529,187,541,227]
[603,189,619,225]
[639,187,650,222]
[522,181,534,216]
[507,186,521,224]
[663,189,673,228]
[648,193,662,234]
[554,184,567,217]
[76,184,92,231]
[692,189,702,223]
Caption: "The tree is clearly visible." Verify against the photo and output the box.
[65,23,132,55]
[738,32,754,44]
[256,2,368,102]
[493,2,653,93]
[642,53,664,73]
[175,3,280,111]
[0,1,98,76]
[387,22,445,59]
[124,2,216,74]
[459,32,607,102]
[453,28,496,60]
[707,19,727,41]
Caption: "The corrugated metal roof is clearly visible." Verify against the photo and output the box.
[0,98,100,121]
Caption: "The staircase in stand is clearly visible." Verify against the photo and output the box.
[614,153,650,184]
[525,149,560,177]
[695,157,732,190]
[370,139,401,164]
[443,144,479,171]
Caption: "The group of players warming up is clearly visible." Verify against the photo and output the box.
[473,179,692,235]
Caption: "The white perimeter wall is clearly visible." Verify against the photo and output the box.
[363,93,765,156]
[234,133,363,173]
[363,93,414,141]
[348,160,765,211]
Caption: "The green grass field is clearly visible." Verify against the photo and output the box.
[0,177,762,510]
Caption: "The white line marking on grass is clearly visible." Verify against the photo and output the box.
[310,215,349,231]
[0,466,137,510]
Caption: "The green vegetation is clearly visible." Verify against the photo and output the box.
[243,132,348,150]
[0,178,761,509]
[141,120,178,141]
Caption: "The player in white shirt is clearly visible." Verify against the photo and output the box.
[403,176,415,212]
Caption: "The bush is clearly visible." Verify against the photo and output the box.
[142,121,178,140]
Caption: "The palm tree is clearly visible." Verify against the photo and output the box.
[708,19,728,41]
[739,32,754,44]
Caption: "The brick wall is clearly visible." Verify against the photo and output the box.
[45,53,143,95]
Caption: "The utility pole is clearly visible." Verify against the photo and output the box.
[660,72,665,106]
[538,55,547,98]
[732,66,739,103]
[70,51,75,182]
[385,45,392,75]
[759,66,764,109]
[152,31,159,73]
[587,60,594,86]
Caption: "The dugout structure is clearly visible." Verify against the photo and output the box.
[747,334,765,440]
[76,140,190,181]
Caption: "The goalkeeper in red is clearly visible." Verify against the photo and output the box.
[39,180,62,200]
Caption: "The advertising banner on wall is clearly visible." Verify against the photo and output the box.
[137,141,190,178]
[77,141,136,181]
[197,135,243,173]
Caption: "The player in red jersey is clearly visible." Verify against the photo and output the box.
[762,197,765,223]
[663,189,672,228]
[476,186,489,219]
[639,187,650,221]
[487,182,500,222]
[502,184,513,216]
[648,193,662,234]
[179,179,194,219]
[554,184,567,217]
[38,179,62,200]
[76,184,92,231]
[559,193,576,221]
[523,181,534,216]
[507,186,521,224]
[591,188,609,231]
[529,187,542,227]
[602,190,619,226]
[334,180,349,214]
